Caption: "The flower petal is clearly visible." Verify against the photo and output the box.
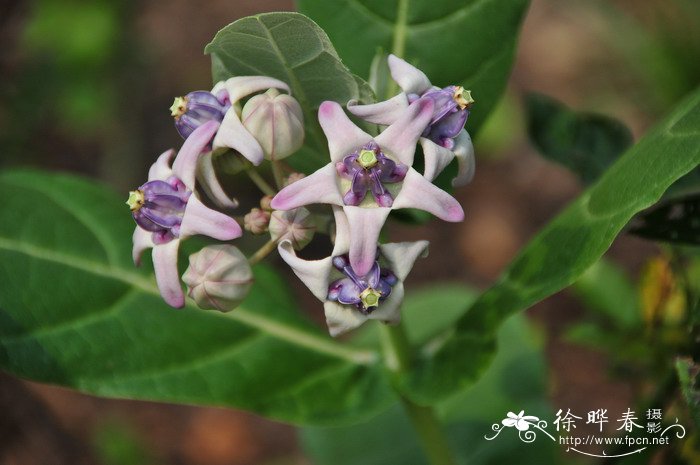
[132,227,154,266]
[278,240,333,301]
[318,101,374,162]
[221,76,290,104]
[331,206,351,255]
[421,138,455,182]
[148,149,175,181]
[180,195,242,241]
[387,54,432,94]
[346,93,409,126]
[270,163,343,210]
[393,168,464,222]
[343,206,390,276]
[379,240,429,281]
[172,120,220,190]
[374,98,434,166]
[502,419,517,427]
[212,109,264,165]
[367,281,404,324]
[196,152,239,210]
[324,301,368,337]
[153,240,184,308]
[452,130,475,187]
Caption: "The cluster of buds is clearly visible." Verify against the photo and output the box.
[128,55,474,337]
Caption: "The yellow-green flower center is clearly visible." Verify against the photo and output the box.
[358,149,378,169]
[453,87,474,110]
[126,190,145,211]
[170,96,188,118]
[360,287,381,309]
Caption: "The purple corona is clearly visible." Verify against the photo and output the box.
[170,91,230,139]
[128,179,191,244]
[410,86,472,149]
[327,253,397,314]
[336,142,408,207]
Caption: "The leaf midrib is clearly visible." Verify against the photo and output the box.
[0,236,378,365]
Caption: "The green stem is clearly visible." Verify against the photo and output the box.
[385,0,410,99]
[246,170,276,197]
[379,324,459,465]
[248,239,278,266]
[271,161,286,189]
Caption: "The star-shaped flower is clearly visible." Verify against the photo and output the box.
[347,54,475,187]
[271,99,463,276]
[129,121,242,308]
[171,76,290,166]
[278,207,429,336]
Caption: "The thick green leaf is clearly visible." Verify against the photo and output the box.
[301,314,559,465]
[629,191,700,245]
[402,87,700,403]
[205,12,375,173]
[297,0,530,133]
[0,170,393,426]
[571,259,640,329]
[526,93,633,184]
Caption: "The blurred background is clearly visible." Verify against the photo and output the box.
[1,0,699,464]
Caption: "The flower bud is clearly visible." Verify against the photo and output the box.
[260,195,274,211]
[241,88,304,160]
[269,207,315,250]
[183,245,253,312]
[284,172,306,187]
[244,208,271,235]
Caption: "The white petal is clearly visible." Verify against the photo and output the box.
[343,206,390,276]
[387,54,432,94]
[212,109,264,165]
[379,240,429,281]
[172,120,219,190]
[452,129,475,187]
[318,101,374,162]
[180,195,242,241]
[153,240,184,308]
[502,419,517,427]
[270,163,343,210]
[346,93,409,126]
[222,76,290,104]
[367,281,404,325]
[278,240,333,301]
[324,301,368,337]
[393,168,464,222]
[148,149,175,181]
[330,206,351,255]
[375,98,434,166]
[421,138,455,182]
[196,152,239,210]
[132,227,154,266]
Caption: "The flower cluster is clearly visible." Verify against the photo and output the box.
[128,55,474,336]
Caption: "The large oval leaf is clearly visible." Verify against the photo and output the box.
[297,0,530,133]
[205,12,375,173]
[0,170,392,426]
[402,87,700,402]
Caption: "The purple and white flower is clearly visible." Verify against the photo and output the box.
[278,207,429,336]
[271,99,463,276]
[348,54,475,187]
[170,76,291,165]
[129,121,242,308]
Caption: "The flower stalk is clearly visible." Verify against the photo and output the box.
[379,323,459,465]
